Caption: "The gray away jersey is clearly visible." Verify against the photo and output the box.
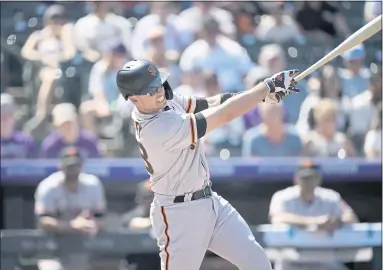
[35,171,106,220]
[132,93,210,196]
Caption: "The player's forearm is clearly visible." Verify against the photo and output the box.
[38,216,74,233]
[271,213,325,227]
[341,211,359,224]
[201,83,268,133]
[222,83,268,119]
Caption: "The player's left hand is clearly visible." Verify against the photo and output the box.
[264,69,300,94]
[262,69,300,104]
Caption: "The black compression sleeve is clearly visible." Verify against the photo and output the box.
[195,113,207,138]
[195,99,209,113]
[220,92,239,104]
[93,212,105,218]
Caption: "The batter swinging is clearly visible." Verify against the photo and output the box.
[116,60,300,270]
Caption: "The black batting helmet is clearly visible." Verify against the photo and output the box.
[116,59,173,100]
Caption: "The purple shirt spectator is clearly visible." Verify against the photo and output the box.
[1,130,36,159]
[243,107,288,130]
[41,130,100,158]
[1,93,36,159]
[40,103,101,159]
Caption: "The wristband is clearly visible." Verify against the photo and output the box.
[220,92,239,104]
[263,78,275,93]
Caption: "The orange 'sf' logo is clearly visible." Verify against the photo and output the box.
[148,66,156,76]
[67,147,78,156]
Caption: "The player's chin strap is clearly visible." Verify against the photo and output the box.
[163,81,173,100]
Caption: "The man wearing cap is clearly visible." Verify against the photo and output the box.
[35,146,107,270]
[41,103,100,158]
[338,44,370,99]
[74,2,132,61]
[131,2,187,60]
[179,15,253,93]
[269,164,358,270]
[1,93,36,159]
[80,43,129,135]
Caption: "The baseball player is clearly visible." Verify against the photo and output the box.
[116,59,299,270]
[35,146,106,270]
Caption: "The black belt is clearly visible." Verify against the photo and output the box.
[173,186,212,203]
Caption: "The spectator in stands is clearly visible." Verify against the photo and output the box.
[242,103,303,157]
[220,2,265,45]
[258,44,308,123]
[145,26,181,87]
[295,1,350,45]
[338,44,370,98]
[256,2,303,44]
[35,146,106,270]
[173,68,206,98]
[364,103,382,160]
[21,4,76,118]
[131,2,187,60]
[296,65,349,136]
[121,180,160,270]
[177,2,236,40]
[347,71,382,154]
[179,16,253,93]
[302,99,356,158]
[74,2,133,62]
[269,163,358,270]
[364,1,382,23]
[1,93,36,159]
[80,43,129,136]
[41,103,100,158]
[200,71,245,157]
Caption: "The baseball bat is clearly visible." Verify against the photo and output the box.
[295,14,382,81]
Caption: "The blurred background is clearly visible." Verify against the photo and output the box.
[0,1,382,270]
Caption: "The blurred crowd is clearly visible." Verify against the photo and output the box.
[1,1,382,160]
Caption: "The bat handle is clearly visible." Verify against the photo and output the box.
[295,69,313,81]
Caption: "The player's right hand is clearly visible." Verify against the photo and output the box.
[70,216,98,235]
[263,70,300,95]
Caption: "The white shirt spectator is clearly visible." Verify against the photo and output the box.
[74,12,132,53]
[88,60,120,105]
[131,14,187,59]
[179,35,253,92]
[256,14,302,43]
[364,129,381,159]
[296,95,349,136]
[270,185,352,270]
[118,96,134,118]
[177,5,236,38]
[347,90,377,136]
[364,1,382,22]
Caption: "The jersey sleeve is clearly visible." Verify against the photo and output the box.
[173,93,197,113]
[34,182,57,216]
[89,176,107,215]
[152,112,199,152]
[268,191,288,218]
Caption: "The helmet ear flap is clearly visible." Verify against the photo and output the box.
[163,80,173,100]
